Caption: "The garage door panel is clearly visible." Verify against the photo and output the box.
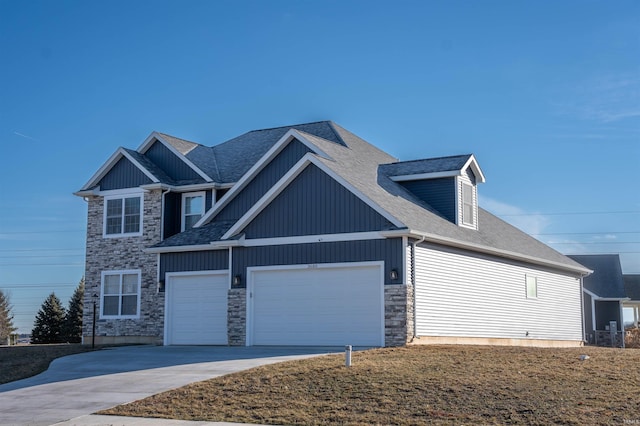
[167,274,228,345]
[249,264,383,346]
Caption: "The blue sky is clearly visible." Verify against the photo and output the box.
[1,1,638,334]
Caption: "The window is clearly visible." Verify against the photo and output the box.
[101,270,141,318]
[182,192,205,231]
[526,275,538,299]
[104,194,142,237]
[462,183,475,226]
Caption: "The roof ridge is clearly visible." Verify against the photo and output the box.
[243,120,332,134]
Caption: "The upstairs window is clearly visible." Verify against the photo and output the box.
[461,183,475,226]
[101,270,141,318]
[182,191,205,231]
[104,194,142,237]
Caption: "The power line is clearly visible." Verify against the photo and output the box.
[548,241,640,245]
[0,229,85,235]
[498,210,640,217]
[0,248,84,252]
[0,254,85,259]
[0,263,83,267]
[532,231,640,236]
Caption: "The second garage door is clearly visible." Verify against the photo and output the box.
[247,262,384,346]
[165,273,229,345]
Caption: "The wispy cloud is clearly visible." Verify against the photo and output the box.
[552,71,640,124]
[13,131,39,142]
[479,195,551,236]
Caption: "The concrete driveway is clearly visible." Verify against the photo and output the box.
[0,345,338,426]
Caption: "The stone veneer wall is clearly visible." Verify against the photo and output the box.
[82,190,164,345]
[227,288,246,345]
[385,283,414,346]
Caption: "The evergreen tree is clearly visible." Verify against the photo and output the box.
[31,293,66,344]
[0,289,17,344]
[63,278,84,343]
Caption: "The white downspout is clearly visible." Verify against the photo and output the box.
[410,235,426,340]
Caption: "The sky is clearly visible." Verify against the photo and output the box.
[0,1,638,334]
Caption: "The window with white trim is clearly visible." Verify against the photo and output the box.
[182,191,205,231]
[462,183,475,226]
[526,275,538,299]
[101,270,141,318]
[104,194,142,237]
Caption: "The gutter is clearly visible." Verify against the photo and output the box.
[381,229,593,277]
[145,238,244,254]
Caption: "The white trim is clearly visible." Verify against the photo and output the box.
[390,170,460,181]
[243,231,386,247]
[145,240,242,254]
[141,182,221,192]
[138,132,212,182]
[380,229,592,276]
[100,269,141,319]
[245,261,385,347]
[222,154,404,239]
[591,295,597,332]
[461,182,475,227]
[78,147,160,192]
[583,287,628,301]
[181,191,206,232]
[525,275,538,299]
[163,270,230,346]
[102,191,144,238]
[195,129,333,228]
[401,235,408,286]
[387,155,485,184]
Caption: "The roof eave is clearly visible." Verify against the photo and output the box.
[381,229,592,276]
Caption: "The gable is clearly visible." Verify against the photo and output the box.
[145,140,205,183]
[214,139,312,222]
[241,164,395,239]
[98,157,153,190]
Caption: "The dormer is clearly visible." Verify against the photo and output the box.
[384,154,485,230]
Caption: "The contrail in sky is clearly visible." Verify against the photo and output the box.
[13,131,39,142]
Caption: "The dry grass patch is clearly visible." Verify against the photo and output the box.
[102,345,640,425]
[0,344,93,384]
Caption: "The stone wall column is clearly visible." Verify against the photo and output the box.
[228,288,246,345]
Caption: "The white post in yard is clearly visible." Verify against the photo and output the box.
[345,345,352,367]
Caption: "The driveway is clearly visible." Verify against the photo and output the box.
[0,345,338,426]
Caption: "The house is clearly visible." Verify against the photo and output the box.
[623,274,640,328]
[568,254,628,347]
[75,121,590,347]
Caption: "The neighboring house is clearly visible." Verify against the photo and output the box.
[623,274,640,328]
[568,254,628,346]
[75,121,590,347]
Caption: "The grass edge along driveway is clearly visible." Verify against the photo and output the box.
[101,345,640,425]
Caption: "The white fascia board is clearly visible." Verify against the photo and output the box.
[390,170,460,182]
[195,129,333,228]
[583,288,600,299]
[221,154,405,240]
[462,154,486,183]
[242,231,386,247]
[145,241,240,254]
[139,132,212,183]
[78,148,159,191]
[140,182,219,192]
[380,229,593,276]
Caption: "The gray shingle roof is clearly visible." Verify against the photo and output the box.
[123,149,176,184]
[624,275,640,301]
[568,255,627,298]
[381,155,473,176]
[151,121,590,274]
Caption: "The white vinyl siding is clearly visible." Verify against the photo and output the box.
[414,245,583,341]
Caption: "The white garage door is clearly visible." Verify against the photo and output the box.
[166,273,228,345]
[248,263,384,346]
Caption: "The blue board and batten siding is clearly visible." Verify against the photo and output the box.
[159,238,404,286]
[146,140,204,183]
[216,140,312,222]
[244,165,395,238]
[399,178,455,223]
[233,239,404,286]
[161,250,229,277]
[594,301,623,331]
[99,157,152,190]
